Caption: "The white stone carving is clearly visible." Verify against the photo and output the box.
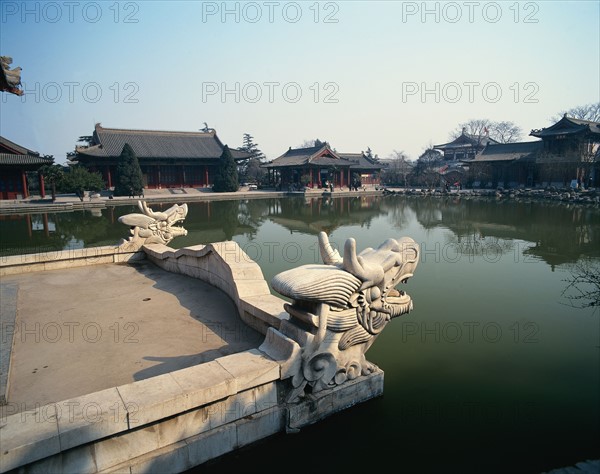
[271,231,419,401]
[118,201,188,246]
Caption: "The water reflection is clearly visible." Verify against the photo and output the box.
[1,196,598,472]
[389,196,600,268]
[1,197,599,271]
[561,258,600,312]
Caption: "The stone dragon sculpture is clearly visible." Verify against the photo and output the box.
[272,231,419,401]
[118,201,188,246]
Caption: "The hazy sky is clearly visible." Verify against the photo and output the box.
[1,1,598,163]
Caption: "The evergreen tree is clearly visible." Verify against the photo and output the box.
[213,145,239,192]
[240,133,265,161]
[365,147,379,161]
[61,166,105,201]
[238,133,265,181]
[114,144,144,196]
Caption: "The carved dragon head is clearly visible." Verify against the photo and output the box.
[271,232,420,399]
[318,231,419,319]
[118,201,188,246]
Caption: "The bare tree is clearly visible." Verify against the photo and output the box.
[553,102,600,122]
[491,121,522,143]
[451,119,522,143]
[451,118,492,140]
[382,150,413,186]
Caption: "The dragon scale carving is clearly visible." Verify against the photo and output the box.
[272,232,419,400]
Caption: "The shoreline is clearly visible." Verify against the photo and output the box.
[1,185,599,215]
[0,186,383,214]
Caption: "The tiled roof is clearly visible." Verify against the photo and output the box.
[434,132,498,150]
[530,115,600,138]
[0,153,53,165]
[0,135,39,155]
[472,141,543,162]
[76,124,251,160]
[338,153,382,170]
[266,146,382,170]
[266,145,352,168]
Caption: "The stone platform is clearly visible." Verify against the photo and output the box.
[1,261,264,415]
[0,239,389,473]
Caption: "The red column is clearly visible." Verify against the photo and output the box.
[39,174,46,198]
[157,166,162,189]
[205,166,209,186]
[107,167,112,188]
[43,213,49,237]
[309,168,313,187]
[21,171,28,198]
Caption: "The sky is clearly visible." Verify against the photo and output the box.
[1,0,599,164]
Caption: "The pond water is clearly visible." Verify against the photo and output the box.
[1,195,599,473]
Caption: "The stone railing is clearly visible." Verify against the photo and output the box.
[0,243,143,277]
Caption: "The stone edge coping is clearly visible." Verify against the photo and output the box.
[0,348,280,473]
[0,244,142,274]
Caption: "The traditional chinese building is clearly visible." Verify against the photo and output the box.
[469,141,543,188]
[74,124,251,189]
[530,114,600,186]
[434,129,498,162]
[0,136,53,200]
[263,144,382,189]
[469,115,600,188]
[337,153,382,185]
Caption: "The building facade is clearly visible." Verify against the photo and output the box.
[74,124,250,189]
[263,144,382,189]
[0,136,53,200]
[469,141,543,188]
[469,116,600,188]
[530,115,600,187]
[434,130,498,162]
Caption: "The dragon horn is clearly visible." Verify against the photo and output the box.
[140,200,168,221]
[318,231,343,265]
[342,238,364,278]
[342,237,385,286]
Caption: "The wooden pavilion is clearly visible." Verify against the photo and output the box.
[263,144,382,189]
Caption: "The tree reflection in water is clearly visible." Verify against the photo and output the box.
[562,258,600,312]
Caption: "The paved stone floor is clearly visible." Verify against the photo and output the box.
[0,261,264,415]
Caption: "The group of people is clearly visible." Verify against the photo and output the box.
[350,179,363,191]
